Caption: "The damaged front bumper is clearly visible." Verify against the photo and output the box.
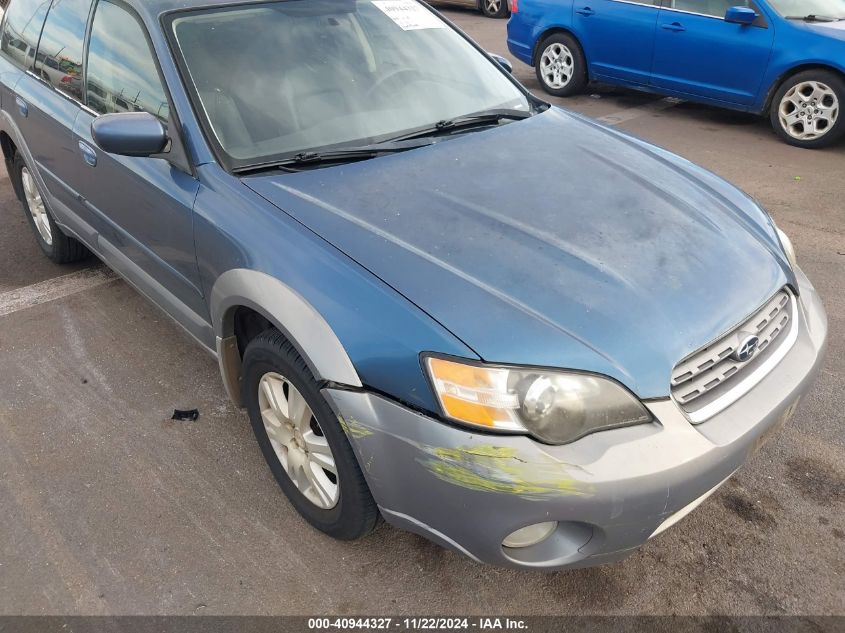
[322,271,828,570]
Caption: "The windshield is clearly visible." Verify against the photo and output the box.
[169,0,531,168]
[767,0,845,17]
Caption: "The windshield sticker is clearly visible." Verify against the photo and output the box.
[371,0,446,30]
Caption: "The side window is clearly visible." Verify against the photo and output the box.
[669,0,750,17]
[1,0,52,70]
[35,0,93,101]
[86,0,169,121]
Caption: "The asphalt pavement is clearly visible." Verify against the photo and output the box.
[0,8,843,616]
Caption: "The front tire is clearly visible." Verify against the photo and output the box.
[242,329,379,540]
[770,70,845,149]
[534,33,587,97]
[12,153,89,263]
[480,0,508,18]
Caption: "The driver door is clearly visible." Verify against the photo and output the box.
[650,0,774,106]
[72,0,210,344]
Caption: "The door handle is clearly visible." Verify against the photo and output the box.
[576,6,595,16]
[661,22,686,31]
[15,96,28,118]
[79,141,97,167]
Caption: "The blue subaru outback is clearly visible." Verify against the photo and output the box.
[0,0,827,569]
[508,0,845,148]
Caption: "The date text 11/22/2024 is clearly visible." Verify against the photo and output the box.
[307,617,529,630]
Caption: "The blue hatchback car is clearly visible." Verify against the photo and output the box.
[0,0,828,570]
[507,0,845,148]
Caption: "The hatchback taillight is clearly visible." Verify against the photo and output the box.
[512,0,518,12]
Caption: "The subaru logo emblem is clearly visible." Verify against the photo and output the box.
[733,334,760,363]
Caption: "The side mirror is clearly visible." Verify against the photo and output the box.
[91,112,168,158]
[488,53,513,74]
[725,5,757,25]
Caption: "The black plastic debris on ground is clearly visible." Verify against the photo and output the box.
[171,409,200,422]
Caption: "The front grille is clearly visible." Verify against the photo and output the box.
[671,289,795,420]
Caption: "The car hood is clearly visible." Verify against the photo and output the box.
[245,108,792,398]
[799,19,845,42]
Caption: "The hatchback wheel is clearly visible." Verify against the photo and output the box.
[535,33,586,97]
[770,70,845,149]
[480,0,508,18]
[242,329,379,540]
[13,153,89,263]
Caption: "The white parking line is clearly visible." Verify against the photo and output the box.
[597,97,684,126]
[0,267,117,317]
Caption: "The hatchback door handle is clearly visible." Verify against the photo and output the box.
[79,141,97,167]
[576,6,595,16]
[661,22,685,31]
[15,96,28,118]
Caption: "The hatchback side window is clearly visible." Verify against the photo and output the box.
[86,0,169,121]
[1,0,52,70]
[35,0,93,101]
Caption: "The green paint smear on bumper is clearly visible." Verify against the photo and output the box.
[338,415,374,439]
[419,445,592,498]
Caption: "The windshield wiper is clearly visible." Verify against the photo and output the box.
[233,142,428,174]
[383,109,532,143]
[233,110,532,174]
[784,14,842,21]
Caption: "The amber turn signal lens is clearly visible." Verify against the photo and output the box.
[426,357,521,430]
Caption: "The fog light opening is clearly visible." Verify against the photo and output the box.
[502,521,558,549]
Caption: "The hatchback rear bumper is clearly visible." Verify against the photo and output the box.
[323,270,827,570]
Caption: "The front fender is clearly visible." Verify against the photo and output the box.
[195,165,478,414]
[210,268,363,404]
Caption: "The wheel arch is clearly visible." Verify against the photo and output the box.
[763,63,845,114]
[211,269,362,407]
[0,112,37,202]
[0,130,20,199]
[532,27,586,71]
[0,130,17,162]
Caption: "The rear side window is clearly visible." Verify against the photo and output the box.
[1,0,51,70]
[86,0,169,121]
[35,0,92,101]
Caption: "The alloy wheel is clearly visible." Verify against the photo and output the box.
[258,372,339,509]
[484,0,501,14]
[21,167,52,246]
[778,81,839,141]
[539,43,574,90]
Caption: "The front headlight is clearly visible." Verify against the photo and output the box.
[425,356,652,445]
[775,226,797,270]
